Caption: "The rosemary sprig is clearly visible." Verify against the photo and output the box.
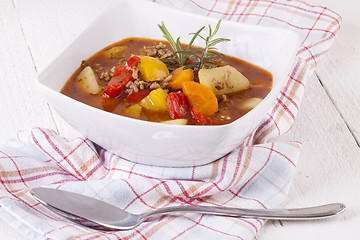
[157,20,230,71]
[158,22,204,66]
[195,20,230,69]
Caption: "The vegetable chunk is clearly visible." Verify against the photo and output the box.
[104,46,128,59]
[182,81,218,116]
[137,56,170,82]
[76,66,101,94]
[191,107,217,125]
[102,56,141,99]
[168,67,194,90]
[239,97,263,110]
[198,65,250,95]
[161,119,188,125]
[166,92,189,119]
[124,104,142,117]
[140,88,168,111]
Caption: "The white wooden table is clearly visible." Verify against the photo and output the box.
[1,0,359,239]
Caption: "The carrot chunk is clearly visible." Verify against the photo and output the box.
[182,81,218,116]
[168,67,194,90]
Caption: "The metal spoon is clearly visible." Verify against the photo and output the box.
[30,187,345,231]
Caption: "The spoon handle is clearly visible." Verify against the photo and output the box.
[143,203,345,220]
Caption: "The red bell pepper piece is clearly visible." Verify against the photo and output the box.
[166,92,190,119]
[124,89,151,103]
[102,56,141,99]
[112,65,123,78]
[191,107,217,125]
[102,70,133,98]
[123,55,141,72]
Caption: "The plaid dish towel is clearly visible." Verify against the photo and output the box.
[0,0,341,239]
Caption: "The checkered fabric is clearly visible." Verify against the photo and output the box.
[0,0,341,239]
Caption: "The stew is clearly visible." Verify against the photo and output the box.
[61,24,272,125]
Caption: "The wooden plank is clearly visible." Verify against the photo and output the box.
[315,27,360,145]
[14,0,108,72]
[257,1,360,237]
[14,0,107,139]
[0,0,51,239]
[0,0,56,143]
[304,0,360,144]
[258,74,360,239]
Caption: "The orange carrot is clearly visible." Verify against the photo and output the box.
[168,67,194,90]
[182,81,218,116]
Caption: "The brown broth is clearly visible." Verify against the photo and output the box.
[61,37,272,125]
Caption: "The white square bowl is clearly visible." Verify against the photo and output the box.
[37,0,300,167]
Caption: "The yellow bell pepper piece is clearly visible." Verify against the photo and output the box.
[123,104,142,117]
[104,46,128,59]
[137,56,169,82]
[140,88,168,111]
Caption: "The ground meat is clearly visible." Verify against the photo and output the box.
[124,75,171,95]
[131,66,139,80]
[92,63,112,82]
[158,49,173,59]
[99,71,111,81]
[224,70,233,88]
[163,74,172,83]
[149,79,170,92]
[213,79,224,90]
[149,82,161,89]
[110,66,116,73]
[144,42,175,59]
[144,46,157,57]
[203,57,225,69]
[125,80,151,95]
[145,42,180,71]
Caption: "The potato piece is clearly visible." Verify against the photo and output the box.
[239,97,263,110]
[198,65,250,95]
[75,66,101,94]
[104,46,128,59]
[161,119,188,125]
